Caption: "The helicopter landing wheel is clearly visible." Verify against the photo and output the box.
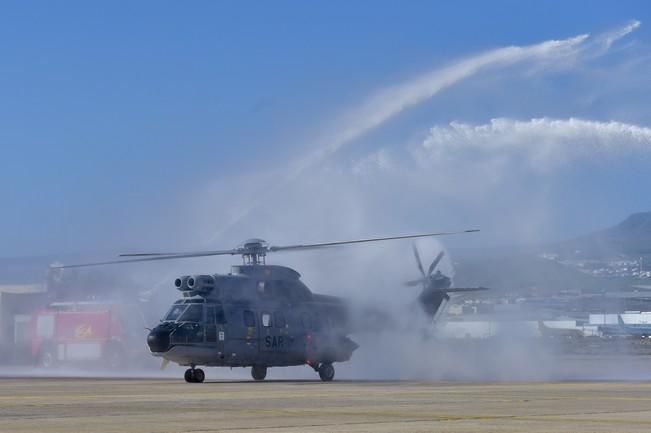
[184,368,205,383]
[318,363,335,382]
[251,365,267,381]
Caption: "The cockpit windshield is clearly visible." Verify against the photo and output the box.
[165,305,187,321]
[164,302,205,323]
[178,304,203,322]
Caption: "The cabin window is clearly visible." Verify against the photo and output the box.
[261,313,272,327]
[257,281,266,294]
[274,312,286,328]
[243,310,256,327]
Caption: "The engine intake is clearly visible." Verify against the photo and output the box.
[186,274,216,294]
[174,276,190,291]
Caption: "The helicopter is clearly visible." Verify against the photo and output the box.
[53,230,479,383]
[406,245,488,322]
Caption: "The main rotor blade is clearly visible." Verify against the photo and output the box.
[51,249,240,269]
[412,244,426,278]
[119,253,182,257]
[427,251,445,277]
[443,287,490,293]
[118,248,239,257]
[269,230,479,253]
[405,278,427,287]
[53,229,479,268]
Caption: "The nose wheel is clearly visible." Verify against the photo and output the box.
[184,367,205,383]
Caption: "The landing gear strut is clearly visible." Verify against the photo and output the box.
[184,367,205,383]
[251,365,267,381]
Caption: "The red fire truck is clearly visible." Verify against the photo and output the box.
[30,302,147,369]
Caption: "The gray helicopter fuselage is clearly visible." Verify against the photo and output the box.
[146,264,358,368]
[53,231,481,381]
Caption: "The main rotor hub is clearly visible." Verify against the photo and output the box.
[239,238,269,265]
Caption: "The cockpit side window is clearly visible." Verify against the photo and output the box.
[165,305,187,321]
[243,310,255,327]
[179,304,203,322]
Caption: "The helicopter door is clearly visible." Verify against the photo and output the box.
[204,305,226,353]
[223,308,259,365]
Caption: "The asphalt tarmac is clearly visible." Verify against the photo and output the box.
[2,377,651,432]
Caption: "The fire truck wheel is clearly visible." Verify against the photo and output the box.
[318,363,335,382]
[37,346,57,369]
[184,368,195,383]
[194,368,205,383]
[251,365,267,381]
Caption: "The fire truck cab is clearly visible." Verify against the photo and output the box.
[30,302,146,369]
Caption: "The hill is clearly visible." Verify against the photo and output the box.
[555,211,651,260]
[453,250,628,294]
[452,211,651,294]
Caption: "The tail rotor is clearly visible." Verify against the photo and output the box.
[406,243,488,321]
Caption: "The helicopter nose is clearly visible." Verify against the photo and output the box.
[147,327,171,353]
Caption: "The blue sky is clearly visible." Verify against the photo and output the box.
[2,1,651,257]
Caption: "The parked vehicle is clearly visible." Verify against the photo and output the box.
[30,302,147,369]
